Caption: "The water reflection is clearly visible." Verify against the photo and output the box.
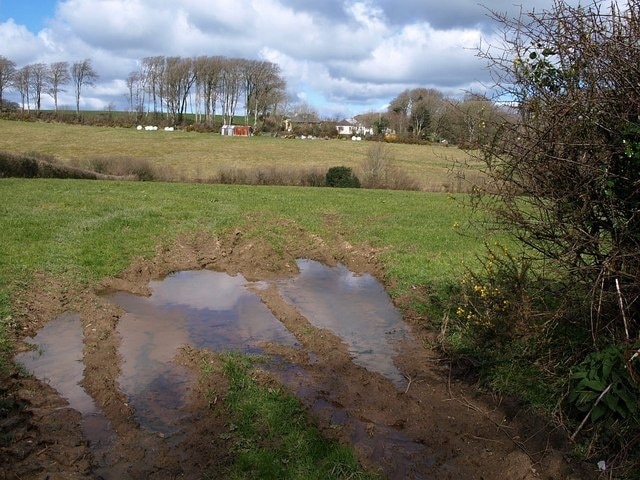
[279,259,411,386]
[105,269,298,433]
[15,261,417,471]
[14,312,114,446]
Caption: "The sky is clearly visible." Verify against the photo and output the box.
[0,0,573,118]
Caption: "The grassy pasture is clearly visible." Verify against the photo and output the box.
[0,178,490,477]
[0,119,495,478]
[0,179,483,299]
[0,119,481,190]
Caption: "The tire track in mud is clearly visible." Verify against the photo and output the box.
[255,283,574,480]
[5,228,593,479]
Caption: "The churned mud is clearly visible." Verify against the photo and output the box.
[1,223,595,479]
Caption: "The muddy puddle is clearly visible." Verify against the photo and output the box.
[105,269,298,433]
[14,312,114,447]
[279,259,411,387]
[16,260,420,476]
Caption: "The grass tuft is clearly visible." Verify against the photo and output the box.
[217,352,377,479]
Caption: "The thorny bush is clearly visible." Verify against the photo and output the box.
[465,0,640,473]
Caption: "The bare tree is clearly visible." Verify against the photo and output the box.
[193,55,225,126]
[141,56,165,116]
[387,88,447,139]
[13,65,31,112]
[0,55,16,107]
[438,94,504,147]
[124,54,287,127]
[219,58,243,125]
[286,100,319,122]
[29,63,48,113]
[246,60,286,126]
[47,61,70,112]
[242,59,259,126]
[71,59,98,116]
[126,70,145,118]
[163,57,196,123]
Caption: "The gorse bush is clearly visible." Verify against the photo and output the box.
[456,1,640,473]
[454,243,531,345]
[325,166,360,188]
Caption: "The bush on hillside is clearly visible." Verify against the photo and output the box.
[325,166,360,188]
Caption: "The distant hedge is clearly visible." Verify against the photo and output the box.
[0,151,129,180]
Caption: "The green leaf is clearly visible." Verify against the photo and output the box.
[602,392,618,412]
[579,379,606,392]
[591,404,607,422]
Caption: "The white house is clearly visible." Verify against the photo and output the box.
[336,118,374,137]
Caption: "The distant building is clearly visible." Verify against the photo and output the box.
[336,118,374,137]
[221,125,252,136]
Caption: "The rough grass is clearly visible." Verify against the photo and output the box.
[0,179,483,294]
[0,177,492,474]
[0,119,483,191]
[218,352,377,479]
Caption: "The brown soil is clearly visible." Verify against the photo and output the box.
[1,223,596,479]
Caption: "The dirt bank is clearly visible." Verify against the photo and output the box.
[1,224,594,479]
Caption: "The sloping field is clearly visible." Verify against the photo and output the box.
[0,119,482,190]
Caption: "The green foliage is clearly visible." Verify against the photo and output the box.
[454,243,535,345]
[568,345,639,423]
[514,47,563,94]
[488,361,557,412]
[325,166,360,188]
[443,243,572,413]
[476,3,640,469]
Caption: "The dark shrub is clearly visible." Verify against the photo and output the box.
[325,166,360,188]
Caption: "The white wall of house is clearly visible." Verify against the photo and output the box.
[336,120,373,136]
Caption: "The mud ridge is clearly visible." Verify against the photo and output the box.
[3,225,594,479]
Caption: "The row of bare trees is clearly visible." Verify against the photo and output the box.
[126,56,287,126]
[0,56,98,116]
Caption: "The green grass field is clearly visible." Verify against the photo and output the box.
[0,179,484,297]
[0,118,491,363]
[0,119,494,478]
[0,178,491,478]
[0,119,481,190]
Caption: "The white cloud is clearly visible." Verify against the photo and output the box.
[0,19,49,63]
[0,0,525,116]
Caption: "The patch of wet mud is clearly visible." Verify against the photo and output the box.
[5,228,594,480]
[14,312,114,448]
